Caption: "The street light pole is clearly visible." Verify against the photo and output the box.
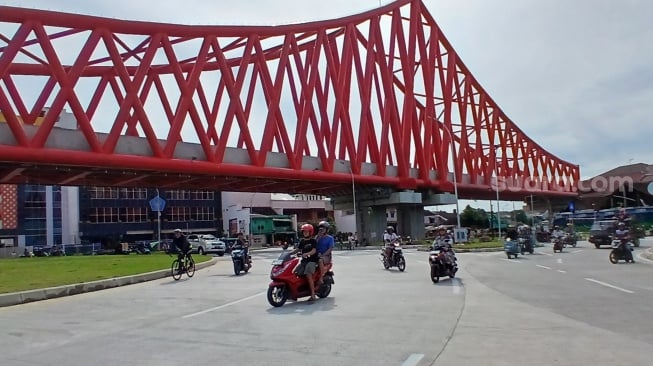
[438,124,461,229]
[494,146,502,239]
[156,188,161,245]
[341,161,357,235]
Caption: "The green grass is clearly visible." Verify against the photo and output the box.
[0,253,212,294]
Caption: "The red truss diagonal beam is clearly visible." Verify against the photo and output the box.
[0,0,579,197]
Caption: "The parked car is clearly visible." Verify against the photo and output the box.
[188,234,226,256]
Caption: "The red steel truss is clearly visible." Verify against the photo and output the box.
[0,0,579,198]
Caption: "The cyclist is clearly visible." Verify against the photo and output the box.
[172,229,192,272]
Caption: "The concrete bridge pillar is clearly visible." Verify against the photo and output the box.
[396,204,425,240]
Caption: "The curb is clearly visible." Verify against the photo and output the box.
[0,257,217,308]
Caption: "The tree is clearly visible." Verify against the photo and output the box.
[460,205,479,227]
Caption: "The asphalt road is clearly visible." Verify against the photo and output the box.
[1,241,652,366]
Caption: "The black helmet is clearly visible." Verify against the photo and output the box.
[318,221,330,229]
[387,226,394,231]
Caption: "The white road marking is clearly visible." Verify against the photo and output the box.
[536,251,553,256]
[501,258,520,263]
[557,258,563,264]
[182,291,266,318]
[571,250,583,254]
[452,278,462,295]
[401,353,425,366]
[536,265,552,270]
[558,270,567,273]
[636,251,653,263]
[585,278,634,294]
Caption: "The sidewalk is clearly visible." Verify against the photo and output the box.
[0,257,217,308]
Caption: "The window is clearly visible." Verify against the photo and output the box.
[190,207,214,221]
[120,207,148,223]
[191,191,214,200]
[89,207,120,223]
[168,206,191,222]
[167,190,190,200]
[120,188,147,200]
[90,187,119,199]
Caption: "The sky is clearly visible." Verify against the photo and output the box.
[2,0,652,212]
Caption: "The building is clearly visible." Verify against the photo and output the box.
[577,163,653,210]
[78,187,222,246]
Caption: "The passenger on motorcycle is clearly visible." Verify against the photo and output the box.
[383,226,400,263]
[615,222,634,263]
[172,229,191,272]
[432,228,455,267]
[316,221,334,285]
[292,223,320,301]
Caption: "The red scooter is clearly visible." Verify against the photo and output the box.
[267,250,335,307]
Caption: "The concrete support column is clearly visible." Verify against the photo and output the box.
[359,204,388,245]
[396,204,425,240]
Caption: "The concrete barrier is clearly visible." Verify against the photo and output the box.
[0,257,217,308]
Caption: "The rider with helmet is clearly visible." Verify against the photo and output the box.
[615,221,634,263]
[292,223,319,301]
[551,225,565,240]
[383,226,400,263]
[315,221,335,285]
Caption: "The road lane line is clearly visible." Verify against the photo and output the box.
[536,251,553,256]
[501,258,520,263]
[401,353,424,366]
[558,270,567,273]
[182,291,266,318]
[557,258,563,264]
[584,278,634,294]
[536,265,552,270]
[571,250,583,254]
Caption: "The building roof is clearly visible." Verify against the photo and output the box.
[580,163,653,198]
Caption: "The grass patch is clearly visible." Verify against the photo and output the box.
[0,253,212,294]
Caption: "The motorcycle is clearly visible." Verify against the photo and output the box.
[609,239,635,264]
[267,250,334,307]
[381,242,406,271]
[519,237,534,255]
[563,233,577,248]
[429,245,457,283]
[231,246,252,275]
[552,237,564,253]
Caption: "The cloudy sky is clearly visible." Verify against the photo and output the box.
[2,0,652,211]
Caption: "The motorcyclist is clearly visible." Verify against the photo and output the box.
[432,228,456,268]
[616,207,629,223]
[172,229,191,272]
[315,221,334,285]
[233,232,251,265]
[614,222,634,263]
[383,226,400,264]
[292,223,319,302]
[432,227,452,247]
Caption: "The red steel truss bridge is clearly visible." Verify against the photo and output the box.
[0,0,579,201]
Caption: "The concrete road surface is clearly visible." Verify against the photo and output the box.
[1,241,652,366]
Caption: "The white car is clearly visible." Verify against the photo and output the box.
[188,234,226,256]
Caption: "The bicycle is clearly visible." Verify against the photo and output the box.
[170,250,196,280]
